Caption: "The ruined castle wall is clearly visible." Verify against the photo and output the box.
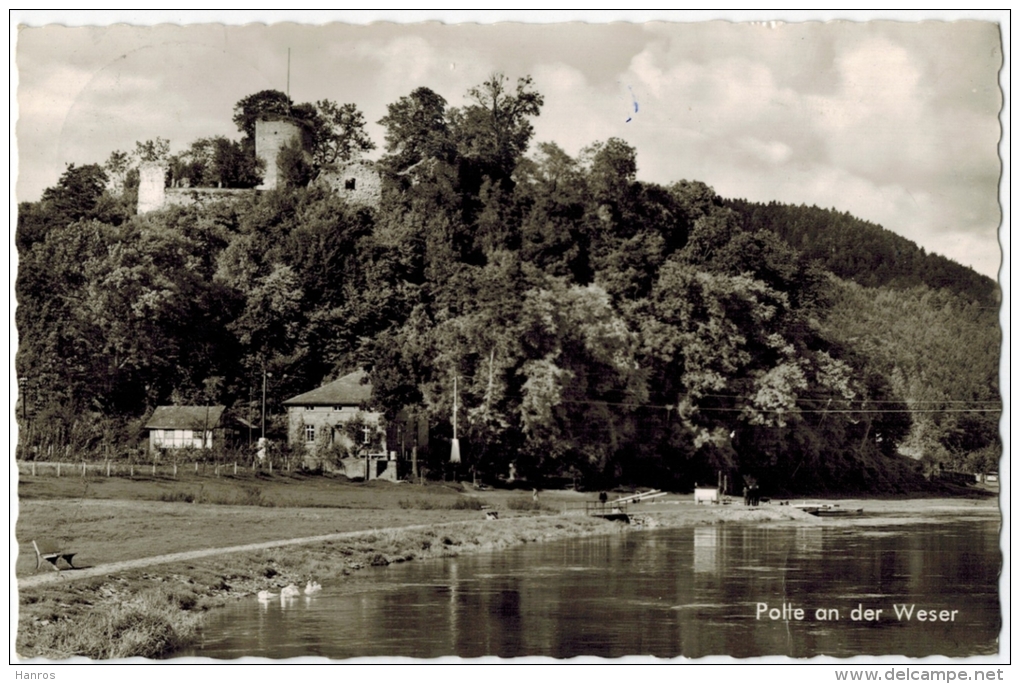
[255,119,302,191]
[138,161,253,214]
[315,161,382,208]
[137,163,167,214]
[163,187,254,210]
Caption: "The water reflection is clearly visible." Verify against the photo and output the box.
[693,527,717,573]
[182,519,1000,659]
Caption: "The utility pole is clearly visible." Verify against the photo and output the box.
[262,369,268,441]
[411,410,419,483]
[248,381,253,445]
[19,377,26,423]
[286,48,291,102]
[450,375,461,469]
[18,377,27,457]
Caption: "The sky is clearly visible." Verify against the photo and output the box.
[12,11,1008,279]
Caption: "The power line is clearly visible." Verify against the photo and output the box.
[556,398,1000,413]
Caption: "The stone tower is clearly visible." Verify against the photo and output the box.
[137,162,167,214]
[255,119,302,190]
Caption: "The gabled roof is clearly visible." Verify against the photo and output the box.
[283,370,373,407]
[145,405,226,430]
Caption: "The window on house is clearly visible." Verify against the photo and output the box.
[156,429,190,448]
[305,425,315,443]
[345,178,356,190]
[305,406,315,411]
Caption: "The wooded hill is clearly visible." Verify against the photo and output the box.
[15,76,1001,493]
[724,198,999,306]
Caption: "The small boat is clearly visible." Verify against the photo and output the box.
[813,505,864,518]
[793,502,864,517]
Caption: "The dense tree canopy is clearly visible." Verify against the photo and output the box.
[725,198,999,306]
[15,74,1000,492]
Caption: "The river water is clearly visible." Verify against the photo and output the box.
[179,516,1001,659]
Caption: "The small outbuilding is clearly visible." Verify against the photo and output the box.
[144,405,230,453]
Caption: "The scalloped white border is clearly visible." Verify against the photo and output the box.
[7,9,1009,674]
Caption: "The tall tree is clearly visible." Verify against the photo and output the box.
[307,100,375,166]
[452,73,544,182]
[378,87,453,174]
[232,89,293,142]
[39,163,109,223]
[134,137,170,164]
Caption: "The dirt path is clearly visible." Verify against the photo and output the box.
[17,522,445,590]
[14,506,806,590]
[19,497,996,590]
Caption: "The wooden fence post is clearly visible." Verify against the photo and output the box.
[56,463,61,477]
[195,462,198,474]
[173,463,178,478]
[152,463,156,476]
[31,462,36,477]
[107,461,111,477]
[269,460,273,475]
[130,464,134,477]
[233,462,237,476]
[82,461,86,476]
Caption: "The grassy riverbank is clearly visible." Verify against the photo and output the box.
[14,473,998,660]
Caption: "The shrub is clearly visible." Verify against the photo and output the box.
[277,138,313,188]
[158,488,201,504]
[38,590,200,659]
[237,484,273,507]
[507,497,546,511]
[450,498,483,510]
[399,498,435,510]
[399,497,482,510]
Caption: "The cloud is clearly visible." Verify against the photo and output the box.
[595,25,1000,277]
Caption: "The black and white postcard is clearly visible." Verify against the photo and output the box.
[11,11,1008,671]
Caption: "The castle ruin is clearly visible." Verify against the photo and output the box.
[137,162,167,214]
[315,160,383,207]
[136,118,381,214]
[255,118,303,191]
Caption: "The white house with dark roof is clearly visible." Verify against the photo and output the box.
[144,405,230,453]
[282,370,401,480]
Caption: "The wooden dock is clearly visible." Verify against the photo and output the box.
[585,501,630,522]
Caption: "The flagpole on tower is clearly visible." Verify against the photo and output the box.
[286,48,291,102]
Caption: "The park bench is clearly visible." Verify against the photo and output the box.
[32,539,77,572]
